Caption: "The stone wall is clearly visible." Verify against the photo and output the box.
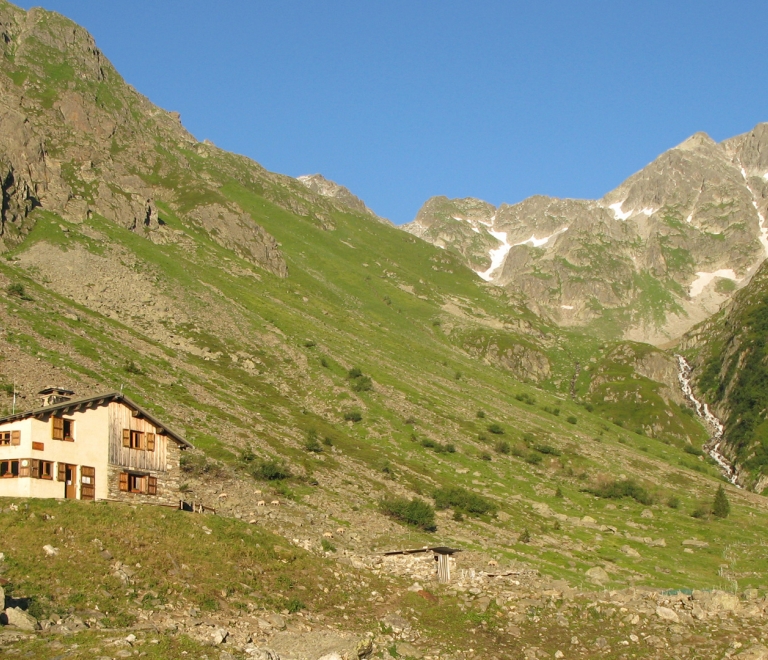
[106,441,185,507]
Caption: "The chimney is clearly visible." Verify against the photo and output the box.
[38,387,75,407]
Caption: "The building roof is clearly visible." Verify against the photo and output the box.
[0,391,192,448]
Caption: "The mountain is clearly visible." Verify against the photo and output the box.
[682,258,768,491]
[1,2,767,656]
[404,129,768,344]
[297,173,389,223]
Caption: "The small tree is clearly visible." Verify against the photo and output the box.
[712,484,730,519]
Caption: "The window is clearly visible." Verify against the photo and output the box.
[30,460,53,480]
[52,418,74,442]
[122,429,151,450]
[119,472,158,495]
[0,460,19,478]
[0,431,20,446]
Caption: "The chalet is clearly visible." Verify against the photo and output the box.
[0,388,191,505]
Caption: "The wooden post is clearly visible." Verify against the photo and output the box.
[437,553,451,583]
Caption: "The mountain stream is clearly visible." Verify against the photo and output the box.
[675,355,739,486]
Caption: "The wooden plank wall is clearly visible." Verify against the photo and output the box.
[107,402,167,472]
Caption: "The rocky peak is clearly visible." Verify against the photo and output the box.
[297,173,389,224]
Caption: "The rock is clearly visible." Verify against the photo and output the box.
[585,566,610,584]
[655,606,679,622]
[734,645,768,660]
[212,628,228,645]
[621,545,641,558]
[0,585,4,609]
[640,509,654,519]
[100,549,113,560]
[270,631,372,660]
[681,539,709,548]
[708,591,740,612]
[743,588,760,600]
[395,642,424,659]
[244,648,280,660]
[381,613,411,634]
[581,515,596,525]
[265,613,285,630]
[42,545,59,557]
[4,607,39,631]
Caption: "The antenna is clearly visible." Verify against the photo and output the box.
[120,383,124,394]
[11,380,16,414]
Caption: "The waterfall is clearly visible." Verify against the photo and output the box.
[675,355,739,486]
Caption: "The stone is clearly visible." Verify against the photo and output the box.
[394,642,423,659]
[681,539,709,548]
[243,648,280,660]
[0,585,4,609]
[640,509,654,518]
[212,628,228,645]
[42,545,59,557]
[734,645,768,660]
[743,588,760,600]
[581,515,596,525]
[265,613,285,630]
[621,545,641,558]
[655,606,679,622]
[4,607,39,631]
[708,591,740,612]
[585,566,610,584]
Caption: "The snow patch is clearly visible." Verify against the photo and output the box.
[609,201,632,221]
[477,230,512,281]
[685,213,693,223]
[689,269,739,297]
[514,227,568,248]
[763,172,768,181]
[561,305,574,310]
[640,207,656,217]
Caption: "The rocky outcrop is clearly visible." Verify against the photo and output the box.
[405,125,768,343]
[297,174,388,224]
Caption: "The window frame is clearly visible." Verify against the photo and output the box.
[0,460,19,478]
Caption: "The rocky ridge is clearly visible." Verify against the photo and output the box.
[404,128,768,344]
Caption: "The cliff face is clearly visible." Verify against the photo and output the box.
[681,258,768,490]
[404,129,768,344]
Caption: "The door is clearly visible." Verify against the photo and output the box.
[65,464,77,499]
[80,466,95,500]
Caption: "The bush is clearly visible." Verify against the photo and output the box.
[479,451,492,461]
[555,486,564,498]
[515,393,536,405]
[495,439,510,455]
[691,503,710,519]
[351,375,373,392]
[379,496,436,531]
[252,459,291,481]
[586,479,653,505]
[321,538,336,552]
[566,416,578,425]
[304,431,322,453]
[525,452,542,465]
[487,423,505,435]
[348,367,363,379]
[534,444,561,456]
[343,409,362,422]
[519,528,531,543]
[684,445,704,456]
[320,357,330,368]
[712,485,730,519]
[322,435,333,446]
[433,486,497,516]
[124,360,143,375]
[476,410,486,419]
[667,495,680,509]
[6,283,32,300]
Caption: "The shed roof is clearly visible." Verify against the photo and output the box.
[0,391,192,448]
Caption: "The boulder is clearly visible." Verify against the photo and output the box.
[42,545,59,557]
[4,607,39,631]
[735,645,768,660]
[585,566,610,584]
[621,545,641,558]
[655,606,679,623]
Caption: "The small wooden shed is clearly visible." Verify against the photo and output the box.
[383,545,462,583]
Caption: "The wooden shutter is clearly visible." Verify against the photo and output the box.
[30,461,40,479]
[146,433,155,452]
[81,466,95,500]
[52,417,64,440]
[57,462,66,482]
[119,472,128,492]
[10,430,20,446]
[19,461,29,478]
[147,476,157,496]
[122,429,130,448]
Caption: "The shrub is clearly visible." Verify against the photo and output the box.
[712,485,730,519]
[404,416,417,425]
[667,495,680,509]
[691,503,710,519]
[444,443,456,453]
[510,444,526,458]
[343,409,362,422]
[684,445,704,456]
[252,459,291,481]
[479,451,492,461]
[433,486,497,516]
[525,452,542,465]
[584,403,594,412]
[351,375,373,392]
[487,423,505,435]
[379,496,436,531]
[476,410,486,419]
[124,360,143,375]
[519,528,531,543]
[320,357,329,368]
[515,393,536,405]
[348,367,363,379]
[534,444,561,456]
[286,598,305,613]
[454,371,462,380]
[304,339,316,348]
[304,433,322,453]
[321,538,336,552]
[586,479,653,505]
[6,283,32,300]
[566,416,577,425]
[495,439,510,454]
[477,433,489,443]
[555,486,564,498]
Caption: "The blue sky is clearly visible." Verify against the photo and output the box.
[14,1,768,224]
